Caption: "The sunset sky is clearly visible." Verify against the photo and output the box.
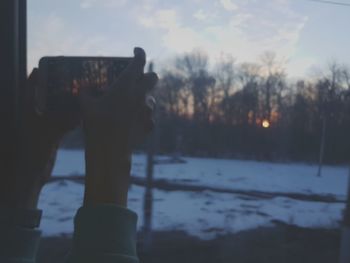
[28,0,350,78]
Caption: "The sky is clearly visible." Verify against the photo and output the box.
[28,0,350,78]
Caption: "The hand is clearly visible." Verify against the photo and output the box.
[1,69,80,209]
[80,47,158,207]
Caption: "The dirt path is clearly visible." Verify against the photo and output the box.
[49,175,346,203]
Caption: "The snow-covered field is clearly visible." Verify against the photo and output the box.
[38,149,349,239]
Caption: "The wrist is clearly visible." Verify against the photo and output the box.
[83,149,132,207]
[0,207,42,228]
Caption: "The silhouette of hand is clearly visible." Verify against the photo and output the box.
[7,69,80,209]
[80,47,158,206]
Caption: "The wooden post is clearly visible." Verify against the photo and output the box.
[143,143,154,249]
[317,117,327,177]
[143,62,156,250]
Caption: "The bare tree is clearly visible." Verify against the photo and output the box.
[175,51,215,121]
[259,52,287,122]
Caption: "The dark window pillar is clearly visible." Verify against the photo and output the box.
[0,0,27,205]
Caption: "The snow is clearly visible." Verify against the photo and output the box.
[39,149,348,239]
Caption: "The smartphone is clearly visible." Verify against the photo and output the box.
[37,56,132,113]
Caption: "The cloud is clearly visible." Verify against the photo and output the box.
[28,0,312,77]
[193,9,217,21]
[138,2,308,70]
[287,56,316,78]
[139,9,178,29]
[27,14,120,71]
[139,9,200,52]
[193,9,208,21]
[219,0,238,11]
[80,0,127,9]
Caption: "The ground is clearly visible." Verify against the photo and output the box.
[37,224,340,263]
[36,149,347,262]
[39,150,347,239]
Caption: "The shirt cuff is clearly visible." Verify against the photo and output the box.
[69,204,139,263]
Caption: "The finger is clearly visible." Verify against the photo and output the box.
[112,47,146,90]
[145,117,155,133]
[26,68,39,109]
[134,73,158,102]
[145,95,156,111]
[131,47,146,77]
[139,103,155,133]
[142,72,158,93]
[28,68,39,83]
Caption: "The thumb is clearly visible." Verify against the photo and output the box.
[26,68,39,111]
[111,47,146,92]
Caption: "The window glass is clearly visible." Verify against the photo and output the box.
[29,1,350,262]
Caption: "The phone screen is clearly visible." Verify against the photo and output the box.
[39,57,132,112]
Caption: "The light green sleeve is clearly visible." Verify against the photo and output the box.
[66,205,139,263]
[0,222,41,263]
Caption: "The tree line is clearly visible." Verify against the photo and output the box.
[153,51,350,164]
[62,50,350,164]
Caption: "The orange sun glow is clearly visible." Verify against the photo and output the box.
[262,119,270,129]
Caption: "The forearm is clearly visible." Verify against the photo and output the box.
[67,133,140,263]
[83,134,132,207]
[69,47,154,263]
[0,171,44,262]
[0,152,54,263]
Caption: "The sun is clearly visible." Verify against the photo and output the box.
[262,119,270,129]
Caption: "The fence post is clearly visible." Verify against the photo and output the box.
[317,117,327,177]
[143,62,156,250]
